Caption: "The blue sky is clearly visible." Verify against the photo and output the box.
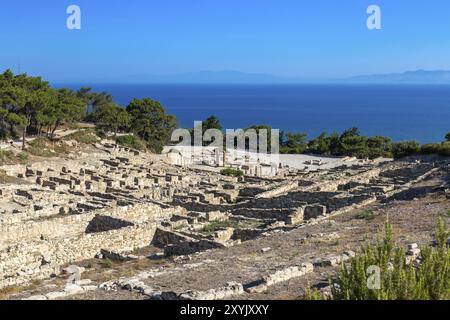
[1,0,449,83]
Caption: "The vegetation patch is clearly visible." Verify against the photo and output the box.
[420,141,450,157]
[306,219,450,300]
[115,135,146,151]
[0,286,21,300]
[64,129,99,144]
[27,137,71,157]
[220,168,244,177]
[100,258,113,269]
[357,209,376,220]
[0,150,28,165]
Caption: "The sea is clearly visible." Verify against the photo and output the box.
[60,84,450,143]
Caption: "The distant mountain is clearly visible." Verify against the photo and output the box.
[56,69,450,85]
[116,70,312,84]
[346,70,450,84]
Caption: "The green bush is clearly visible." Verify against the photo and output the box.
[64,130,99,144]
[328,219,450,300]
[115,135,145,151]
[357,209,376,220]
[392,141,421,159]
[220,168,244,177]
[421,142,450,156]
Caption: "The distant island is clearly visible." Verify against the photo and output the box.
[345,70,450,85]
[88,69,450,85]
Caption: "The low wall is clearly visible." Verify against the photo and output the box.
[0,221,158,289]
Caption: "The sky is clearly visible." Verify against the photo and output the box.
[0,0,449,83]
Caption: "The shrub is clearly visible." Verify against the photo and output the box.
[220,168,244,177]
[27,138,71,157]
[0,150,14,162]
[392,141,421,159]
[100,259,113,269]
[421,142,450,156]
[0,150,28,165]
[16,152,28,162]
[328,219,450,300]
[115,135,145,151]
[64,130,99,144]
[357,209,376,220]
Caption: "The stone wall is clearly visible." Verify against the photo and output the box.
[0,203,184,289]
[0,221,157,289]
[0,204,184,248]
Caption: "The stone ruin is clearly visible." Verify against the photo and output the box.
[0,139,449,293]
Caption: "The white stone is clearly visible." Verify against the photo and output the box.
[75,279,92,286]
[23,295,47,300]
[45,291,67,300]
[64,283,83,295]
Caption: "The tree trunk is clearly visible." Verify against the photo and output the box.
[51,122,60,140]
[22,127,26,150]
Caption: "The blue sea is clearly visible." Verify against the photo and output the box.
[61,84,450,143]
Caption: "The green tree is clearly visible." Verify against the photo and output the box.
[126,98,177,152]
[0,107,9,140]
[366,136,393,158]
[6,112,28,148]
[91,92,113,113]
[93,103,130,136]
[340,127,360,139]
[445,132,450,142]
[308,132,331,155]
[203,115,222,132]
[45,89,86,138]
[281,132,308,154]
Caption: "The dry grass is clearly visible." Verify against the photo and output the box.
[0,286,21,300]
[0,150,28,165]
[27,138,71,157]
[0,170,30,185]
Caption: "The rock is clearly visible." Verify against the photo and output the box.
[261,247,271,253]
[408,243,418,250]
[343,250,356,258]
[45,291,67,300]
[212,228,234,242]
[75,279,92,286]
[301,262,314,273]
[323,256,341,267]
[387,262,394,272]
[64,283,83,295]
[407,248,421,257]
[246,283,268,294]
[143,287,156,296]
[126,254,140,260]
[82,285,98,292]
[62,265,85,275]
[23,295,47,300]
[181,282,243,300]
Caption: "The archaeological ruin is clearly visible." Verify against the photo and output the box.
[0,137,449,300]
